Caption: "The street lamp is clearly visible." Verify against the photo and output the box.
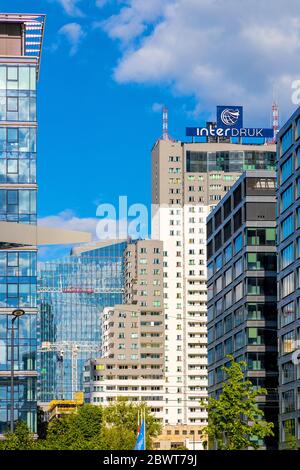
[10,309,25,433]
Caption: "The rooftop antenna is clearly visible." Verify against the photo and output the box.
[162,106,169,141]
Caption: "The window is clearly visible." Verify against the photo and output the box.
[224,268,232,287]
[224,314,233,333]
[234,307,244,327]
[281,243,294,269]
[280,302,295,327]
[235,330,245,350]
[215,276,222,294]
[282,390,295,414]
[281,330,295,354]
[281,185,294,212]
[282,362,295,384]
[224,337,233,354]
[215,254,222,271]
[281,127,293,157]
[282,272,294,298]
[208,262,213,279]
[235,282,243,302]
[234,258,243,278]
[224,290,232,309]
[215,321,223,339]
[281,214,293,241]
[247,252,277,271]
[234,233,243,254]
[224,244,232,264]
[247,228,276,246]
[215,343,223,361]
[247,277,276,296]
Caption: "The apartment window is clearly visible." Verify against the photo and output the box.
[215,321,223,339]
[235,282,243,302]
[282,272,294,298]
[234,307,244,327]
[215,343,223,361]
[224,244,232,264]
[247,252,276,271]
[280,127,293,157]
[281,302,295,327]
[215,254,222,271]
[208,262,213,279]
[224,314,233,333]
[234,233,243,254]
[282,390,295,414]
[235,330,245,350]
[281,184,294,212]
[281,214,294,241]
[281,243,294,269]
[234,257,243,278]
[247,228,276,246]
[224,290,232,309]
[215,298,222,317]
[281,330,295,354]
[282,362,295,384]
[224,337,233,354]
[224,268,232,287]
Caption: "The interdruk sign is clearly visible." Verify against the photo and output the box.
[186,106,274,138]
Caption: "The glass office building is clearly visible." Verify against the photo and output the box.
[277,107,300,449]
[0,14,45,434]
[207,171,278,449]
[37,242,126,403]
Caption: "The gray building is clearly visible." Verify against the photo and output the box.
[277,107,300,449]
[207,171,278,449]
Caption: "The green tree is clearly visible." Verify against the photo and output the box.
[205,356,274,450]
[97,426,136,450]
[283,432,298,450]
[0,421,36,450]
[39,404,103,450]
[103,398,161,449]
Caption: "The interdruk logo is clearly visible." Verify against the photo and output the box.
[220,108,240,126]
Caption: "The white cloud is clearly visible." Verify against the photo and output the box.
[101,0,300,122]
[55,0,84,17]
[39,210,99,238]
[58,22,86,55]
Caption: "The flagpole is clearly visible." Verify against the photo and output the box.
[144,408,146,450]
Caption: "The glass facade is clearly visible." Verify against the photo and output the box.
[186,150,276,173]
[207,173,278,449]
[0,63,38,434]
[37,242,127,402]
[277,107,300,448]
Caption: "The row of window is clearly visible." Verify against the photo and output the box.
[208,276,276,304]
[0,66,36,92]
[0,189,36,223]
[208,229,276,279]
[208,302,276,324]
[0,127,36,153]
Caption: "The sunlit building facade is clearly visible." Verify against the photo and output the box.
[37,241,126,403]
[151,139,276,427]
[0,14,45,435]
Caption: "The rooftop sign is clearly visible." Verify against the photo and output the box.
[186,106,274,139]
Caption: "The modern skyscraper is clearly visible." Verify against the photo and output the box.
[151,138,276,427]
[0,14,45,435]
[207,171,278,449]
[84,239,165,419]
[277,106,300,449]
[38,241,127,404]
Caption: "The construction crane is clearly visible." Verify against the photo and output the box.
[38,341,101,400]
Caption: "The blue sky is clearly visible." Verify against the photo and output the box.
[2,0,300,254]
